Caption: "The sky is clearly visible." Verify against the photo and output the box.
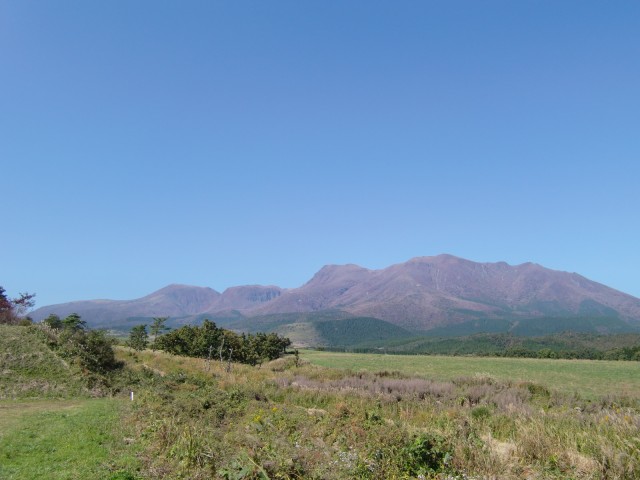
[1,1,639,307]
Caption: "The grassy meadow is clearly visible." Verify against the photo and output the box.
[117,348,640,479]
[301,350,640,399]
[2,324,640,479]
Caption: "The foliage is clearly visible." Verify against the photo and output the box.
[43,313,63,329]
[153,319,291,365]
[426,315,639,337]
[149,316,170,342]
[0,286,36,325]
[62,312,87,331]
[402,433,451,476]
[81,330,123,374]
[1,319,123,398]
[128,324,149,351]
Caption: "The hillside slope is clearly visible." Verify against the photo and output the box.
[0,325,85,399]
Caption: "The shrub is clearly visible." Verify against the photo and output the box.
[402,433,452,476]
[471,405,492,421]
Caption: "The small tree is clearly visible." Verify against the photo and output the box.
[62,313,87,331]
[42,314,63,329]
[81,330,122,374]
[0,286,36,325]
[150,316,170,342]
[128,324,149,351]
[294,349,300,368]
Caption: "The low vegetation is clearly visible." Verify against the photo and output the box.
[2,323,640,479]
[0,324,86,399]
[116,349,639,479]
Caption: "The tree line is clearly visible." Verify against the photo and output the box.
[129,318,292,366]
[317,344,640,361]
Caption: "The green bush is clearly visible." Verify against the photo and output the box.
[471,405,492,421]
[153,320,291,365]
[402,433,452,476]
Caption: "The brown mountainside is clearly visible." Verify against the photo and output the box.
[30,255,640,330]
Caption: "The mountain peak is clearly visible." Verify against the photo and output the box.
[151,284,219,294]
[305,263,370,286]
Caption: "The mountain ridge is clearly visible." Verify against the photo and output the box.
[30,254,640,332]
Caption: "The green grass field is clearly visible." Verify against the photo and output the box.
[0,398,140,480]
[301,350,640,399]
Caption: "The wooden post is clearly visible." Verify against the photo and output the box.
[219,337,225,365]
[226,347,233,373]
[206,344,213,371]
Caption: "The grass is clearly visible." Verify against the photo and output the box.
[301,349,640,399]
[0,398,141,480]
[114,348,640,479]
[3,326,640,479]
[0,325,85,399]
[0,399,85,435]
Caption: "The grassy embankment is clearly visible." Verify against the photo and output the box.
[0,324,85,399]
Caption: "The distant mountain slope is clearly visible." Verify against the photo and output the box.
[247,255,640,329]
[30,284,282,329]
[30,284,222,327]
[31,255,640,332]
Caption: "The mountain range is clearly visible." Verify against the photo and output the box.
[31,255,640,341]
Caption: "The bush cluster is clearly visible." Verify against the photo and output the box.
[36,313,123,377]
[153,320,291,365]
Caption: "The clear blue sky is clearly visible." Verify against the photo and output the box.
[2,1,639,307]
